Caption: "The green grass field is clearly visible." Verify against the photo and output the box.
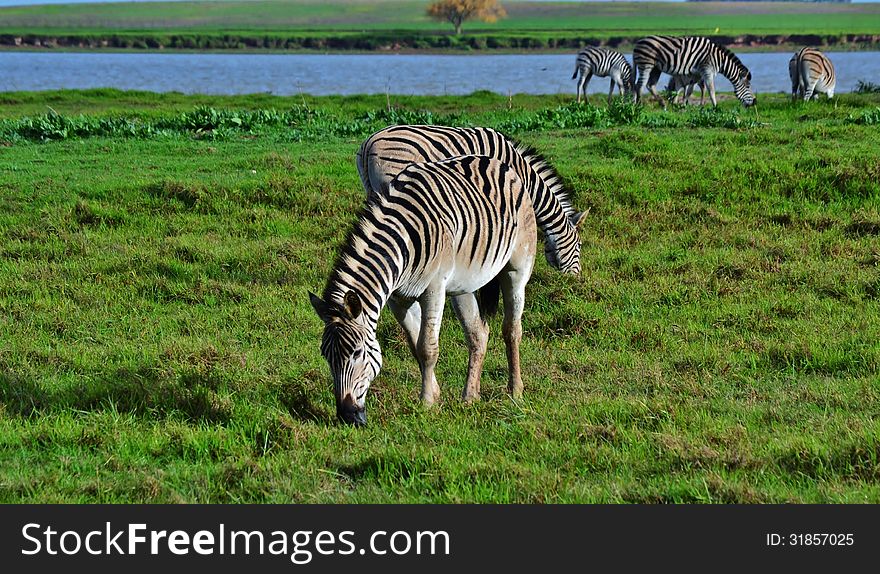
[2,1,880,51]
[1,89,879,502]
[3,1,880,35]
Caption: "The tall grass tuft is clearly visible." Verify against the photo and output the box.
[855,80,880,94]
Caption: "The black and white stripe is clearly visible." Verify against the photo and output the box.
[311,155,538,425]
[789,47,836,101]
[571,46,635,104]
[356,125,585,275]
[633,35,756,107]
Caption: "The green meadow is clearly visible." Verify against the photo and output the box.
[2,1,880,50]
[1,89,879,502]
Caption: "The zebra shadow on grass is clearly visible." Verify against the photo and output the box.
[0,366,233,423]
[276,378,333,425]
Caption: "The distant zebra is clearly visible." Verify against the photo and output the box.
[666,73,706,106]
[633,35,756,107]
[310,155,537,425]
[571,46,635,104]
[789,47,836,101]
[356,125,586,275]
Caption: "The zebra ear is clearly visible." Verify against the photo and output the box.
[344,290,363,320]
[570,207,590,229]
[309,292,332,323]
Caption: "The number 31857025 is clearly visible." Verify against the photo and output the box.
[789,533,854,546]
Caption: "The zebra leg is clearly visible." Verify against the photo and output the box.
[451,293,489,403]
[577,71,592,104]
[615,76,628,102]
[500,268,529,399]
[388,297,442,406]
[800,65,812,101]
[499,222,536,399]
[684,82,695,106]
[608,78,615,104]
[387,296,421,358]
[635,66,651,103]
[646,68,665,107]
[416,287,445,407]
[805,80,818,101]
[646,83,666,109]
[705,75,718,107]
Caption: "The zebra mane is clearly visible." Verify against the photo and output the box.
[320,197,385,306]
[708,38,749,76]
[511,141,576,216]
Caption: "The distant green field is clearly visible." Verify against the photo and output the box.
[2,1,879,34]
[1,1,880,51]
[1,89,880,502]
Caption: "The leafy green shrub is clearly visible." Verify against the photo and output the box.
[686,107,757,129]
[0,98,763,144]
[639,113,681,128]
[847,108,880,125]
[607,98,642,125]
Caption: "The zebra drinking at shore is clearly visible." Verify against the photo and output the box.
[633,35,756,108]
[357,125,586,275]
[571,46,635,104]
[310,156,537,425]
[789,47,836,101]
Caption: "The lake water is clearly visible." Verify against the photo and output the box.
[0,51,877,96]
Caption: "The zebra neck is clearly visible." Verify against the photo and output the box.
[530,179,573,244]
[323,211,409,332]
[324,272,392,335]
[714,50,739,81]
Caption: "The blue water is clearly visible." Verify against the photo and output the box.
[1,51,877,96]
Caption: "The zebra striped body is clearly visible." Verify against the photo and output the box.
[310,155,537,425]
[789,47,836,101]
[633,35,755,107]
[356,125,585,275]
[571,46,635,104]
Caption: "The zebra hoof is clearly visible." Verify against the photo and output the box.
[462,392,481,404]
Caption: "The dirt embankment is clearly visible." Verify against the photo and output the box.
[1,32,879,52]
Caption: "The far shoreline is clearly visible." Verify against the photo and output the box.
[1,45,879,56]
[1,31,879,54]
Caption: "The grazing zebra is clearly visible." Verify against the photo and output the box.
[789,47,836,101]
[633,35,756,108]
[310,156,537,425]
[666,73,706,106]
[356,125,586,275]
[571,46,635,104]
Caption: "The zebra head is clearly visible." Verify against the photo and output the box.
[310,290,382,426]
[731,69,756,107]
[544,210,588,275]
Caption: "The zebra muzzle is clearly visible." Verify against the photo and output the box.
[338,395,367,426]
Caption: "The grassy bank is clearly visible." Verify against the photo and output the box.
[1,89,879,503]
[1,1,880,52]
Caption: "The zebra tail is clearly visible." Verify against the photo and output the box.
[477,276,501,320]
[571,65,579,80]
